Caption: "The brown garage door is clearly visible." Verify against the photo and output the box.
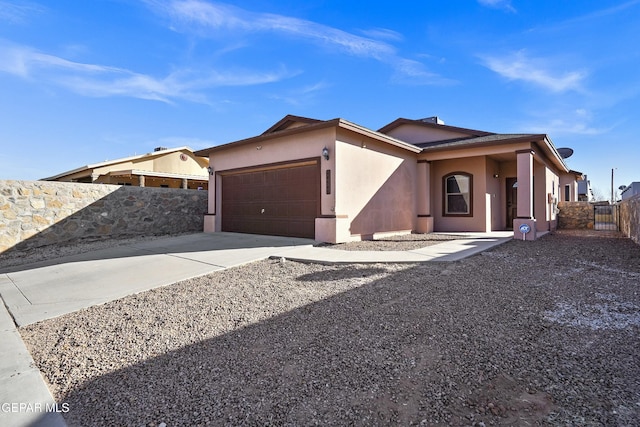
[221,162,319,238]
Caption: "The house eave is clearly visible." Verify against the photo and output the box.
[107,169,208,180]
[378,118,493,137]
[420,133,569,172]
[195,118,422,156]
[41,146,200,181]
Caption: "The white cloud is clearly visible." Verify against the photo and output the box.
[478,0,516,13]
[392,58,457,86]
[481,50,586,92]
[0,40,295,103]
[522,108,615,136]
[0,1,45,24]
[268,80,330,106]
[146,0,448,84]
[527,118,606,136]
[150,0,395,58]
[359,27,404,42]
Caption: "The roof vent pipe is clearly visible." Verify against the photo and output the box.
[420,116,445,125]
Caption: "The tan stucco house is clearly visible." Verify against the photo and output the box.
[43,146,209,190]
[195,115,583,242]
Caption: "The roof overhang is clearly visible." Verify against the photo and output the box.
[420,134,569,173]
[107,169,208,180]
[194,118,422,156]
[41,146,208,181]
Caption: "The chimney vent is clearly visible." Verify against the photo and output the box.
[420,116,445,125]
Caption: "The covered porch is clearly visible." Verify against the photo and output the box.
[418,134,567,240]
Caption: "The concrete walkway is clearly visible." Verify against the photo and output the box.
[278,232,514,264]
[0,231,512,427]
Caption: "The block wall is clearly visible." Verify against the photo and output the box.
[558,201,594,229]
[619,195,640,245]
[0,180,207,254]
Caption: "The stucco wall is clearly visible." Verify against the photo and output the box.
[335,132,416,239]
[534,163,560,232]
[431,156,489,232]
[559,174,578,202]
[485,157,502,231]
[0,180,207,254]
[558,201,593,229]
[619,195,640,244]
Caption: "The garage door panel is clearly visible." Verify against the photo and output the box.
[288,220,315,238]
[221,162,318,238]
[288,201,316,217]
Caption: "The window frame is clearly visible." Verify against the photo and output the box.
[443,172,473,217]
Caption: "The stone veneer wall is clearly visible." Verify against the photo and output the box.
[0,180,208,254]
[558,201,594,229]
[619,195,640,244]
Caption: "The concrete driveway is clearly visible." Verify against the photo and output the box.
[0,232,316,327]
[0,232,317,427]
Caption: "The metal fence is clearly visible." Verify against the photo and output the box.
[594,204,619,231]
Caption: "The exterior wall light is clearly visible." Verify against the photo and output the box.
[322,147,330,161]
[207,166,214,175]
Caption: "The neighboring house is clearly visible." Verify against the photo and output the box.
[195,115,583,242]
[43,147,209,190]
[577,174,592,201]
[621,182,640,200]
[560,170,587,202]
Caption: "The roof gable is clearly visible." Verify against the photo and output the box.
[195,117,421,156]
[261,114,323,135]
[378,118,493,144]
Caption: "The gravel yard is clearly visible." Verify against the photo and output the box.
[19,230,640,426]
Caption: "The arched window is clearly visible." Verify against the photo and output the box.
[443,172,473,216]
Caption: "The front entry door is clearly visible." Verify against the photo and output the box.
[506,178,517,230]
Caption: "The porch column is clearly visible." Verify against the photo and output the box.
[514,149,537,240]
[204,166,216,233]
[516,150,534,218]
[182,178,188,189]
[139,175,145,187]
[416,160,434,233]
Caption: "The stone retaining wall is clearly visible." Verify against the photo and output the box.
[558,201,594,229]
[0,180,207,254]
[619,195,640,244]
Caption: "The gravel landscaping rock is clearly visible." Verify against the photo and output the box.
[316,233,460,251]
[19,230,640,426]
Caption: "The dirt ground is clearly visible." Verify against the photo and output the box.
[19,230,640,426]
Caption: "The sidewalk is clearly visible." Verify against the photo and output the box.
[274,232,514,264]
[0,303,66,427]
[0,231,512,427]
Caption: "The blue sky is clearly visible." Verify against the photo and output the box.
[1,0,639,198]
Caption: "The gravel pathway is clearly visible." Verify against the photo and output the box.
[19,230,640,426]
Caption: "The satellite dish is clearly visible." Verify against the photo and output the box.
[557,147,574,159]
